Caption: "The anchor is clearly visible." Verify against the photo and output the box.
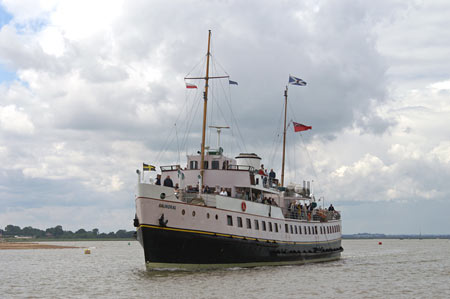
[159,213,168,227]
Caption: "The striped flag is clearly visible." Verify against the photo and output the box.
[186,83,197,89]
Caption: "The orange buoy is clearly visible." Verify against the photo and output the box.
[241,201,247,212]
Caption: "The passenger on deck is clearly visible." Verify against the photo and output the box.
[269,169,276,185]
[163,175,174,187]
[155,174,161,185]
[174,183,179,191]
[258,164,266,176]
[219,188,228,196]
[203,185,210,194]
[328,204,335,211]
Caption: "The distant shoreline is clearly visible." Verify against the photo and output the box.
[343,234,450,240]
[0,242,79,250]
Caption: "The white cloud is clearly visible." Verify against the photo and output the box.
[0,104,34,134]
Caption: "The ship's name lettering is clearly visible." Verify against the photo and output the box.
[159,203,176,210]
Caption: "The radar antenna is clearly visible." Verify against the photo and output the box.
[208,125,230,148]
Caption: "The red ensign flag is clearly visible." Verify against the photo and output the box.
[293,122,312,132]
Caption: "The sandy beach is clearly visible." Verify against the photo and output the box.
[0,242,78,250]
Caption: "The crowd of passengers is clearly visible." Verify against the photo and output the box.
[288,201,336,219]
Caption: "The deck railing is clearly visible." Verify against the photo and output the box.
[282,208,341,222]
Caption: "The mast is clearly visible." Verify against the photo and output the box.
[200,30,212,186]
[281,85,288,187]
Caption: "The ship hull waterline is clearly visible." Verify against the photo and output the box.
[137,224,342,270]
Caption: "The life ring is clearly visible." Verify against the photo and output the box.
[241,201,247,212]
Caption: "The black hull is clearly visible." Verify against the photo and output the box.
[137,224,342,268]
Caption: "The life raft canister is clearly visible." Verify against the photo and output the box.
[241,201,247,212]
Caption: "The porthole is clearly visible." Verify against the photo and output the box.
[207,213,210,219]
[182,209,185,215]
[160,193,166,199]
[192,211,196,217]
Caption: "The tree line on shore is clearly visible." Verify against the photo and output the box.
[0,224,135,239]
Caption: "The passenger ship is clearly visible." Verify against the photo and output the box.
[133,31,343,269]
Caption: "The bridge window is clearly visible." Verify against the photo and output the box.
[246,218,251,229]
[275,224,279,233]
[269,222,273,232]
[254,219,259,230]
[290,225,293,234]
[262,221,266,231]
[295,226,298,234]
[285,224,289,233]
[212,160,220,169]
[299,226,302,234]
[189,161,198,169]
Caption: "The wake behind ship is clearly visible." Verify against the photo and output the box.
[133,31,343,269]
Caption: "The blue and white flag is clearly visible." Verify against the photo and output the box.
[288,75,307,86]
[229,80,238,85]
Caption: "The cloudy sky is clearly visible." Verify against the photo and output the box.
[1,0,449,234]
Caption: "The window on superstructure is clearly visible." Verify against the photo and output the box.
[275,224,279,233]
[237,217,243,228]
[295,226,298,234]
[290,225,293,234]
[304,226,307,234]
[190,161,198,169]
[285,224,289,233]
[254,219,259,230]
[212,160,219,169]
[315,226,318,235]
[204,161,209,169]
[308,227,311,234]
[269,222,273,232]
[227,215,233,226]
[246,218,251,229]
[262,221,266,231]
[256,178,259,185]
[299,226,302,234]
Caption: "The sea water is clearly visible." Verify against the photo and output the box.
[1,239,449,298]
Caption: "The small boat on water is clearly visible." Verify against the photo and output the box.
[133,31,343,269]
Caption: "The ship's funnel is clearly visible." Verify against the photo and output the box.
[235,153,261,169]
